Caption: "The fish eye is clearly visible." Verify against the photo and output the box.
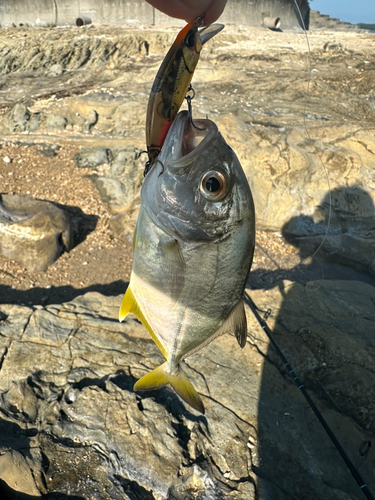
[200,170,228,201]
[186,31,196,48]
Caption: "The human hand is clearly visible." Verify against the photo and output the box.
[146,0,227,25]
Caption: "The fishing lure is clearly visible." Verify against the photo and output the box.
[144,19,224,173]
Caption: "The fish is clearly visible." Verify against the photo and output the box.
[120,110,255,414]
[145,22,224,169]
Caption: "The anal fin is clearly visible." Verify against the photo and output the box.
[209,299,248,348]
[119,284,167,359]
[230,299,248,348]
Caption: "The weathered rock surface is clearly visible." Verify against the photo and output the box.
[2,26,373,275]
[74,147,112,169]
[0,194,73,272]
[282,184,375,278]
[0,280,374,499]
[0,24,374,499]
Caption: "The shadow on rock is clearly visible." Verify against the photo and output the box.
[249,185,375,290]
[110,370,207,430]
[248,184,375,498]
[51,201,98,248]
[282,184,375,279]
[0,417,37,458]
[0,481,85,500]
[0,280,127,306]
[114,475,157,500]
[0,418,84,499]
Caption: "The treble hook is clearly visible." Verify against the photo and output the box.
[143,156,164,177]
[135,149,161,177]
[184,84,205,132]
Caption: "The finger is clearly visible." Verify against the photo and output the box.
[146,0,227,25]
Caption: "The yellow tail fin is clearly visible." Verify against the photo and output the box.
[134,362,205,414]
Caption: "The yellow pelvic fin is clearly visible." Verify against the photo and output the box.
[119,284,167,359]
[134,361,205,414]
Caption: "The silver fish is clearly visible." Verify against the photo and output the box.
[120,111,255,413]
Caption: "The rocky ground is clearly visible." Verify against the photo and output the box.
[0,22,374,499]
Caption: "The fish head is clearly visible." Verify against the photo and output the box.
[142,111,254,243]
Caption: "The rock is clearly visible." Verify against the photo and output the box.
[323,41,345,53]
[74,147,111,169]
[108,195,141,242]
[48,63,64,76]
[2,156,11,163]
[93,176,128,209]
[0,281,373,498]
[0,450,41,497]
[4,103,30,132]
[85,109,98,132]
[28,112,40,132]
[45,114,67,130]
[0,194,73,272]
[220,116,375,277]
[37,144,60,158]
[92,151,143,215]
[88,147,143,240]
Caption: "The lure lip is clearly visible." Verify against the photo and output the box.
[199,23,225,45]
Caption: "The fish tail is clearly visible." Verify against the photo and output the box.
[134,361,205,414]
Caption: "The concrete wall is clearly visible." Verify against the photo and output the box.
[220,0,309,29]
[0,0,309,29]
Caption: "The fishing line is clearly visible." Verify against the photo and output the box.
[292,0,332,260]
[244,292,375,500]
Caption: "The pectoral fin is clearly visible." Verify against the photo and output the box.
[119,284,167,359]
[134,361,205,414]
[162,238,185,301]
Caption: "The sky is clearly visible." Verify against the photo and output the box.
[309,0,375,25]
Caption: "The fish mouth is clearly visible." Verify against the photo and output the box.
[199,23,224,45]
[158,111,219,172]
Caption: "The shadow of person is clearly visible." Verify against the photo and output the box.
[247,185,375,499]
[282,184,375,279]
